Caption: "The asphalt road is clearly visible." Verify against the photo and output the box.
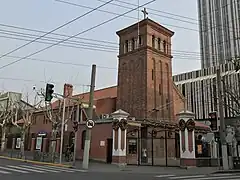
[1,159,240,180]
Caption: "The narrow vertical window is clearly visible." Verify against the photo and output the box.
[152,69,154,80]
[158,38,161,50]
[131,38,135,50]
[152,35,155,48]
[139,35,142,46]
[125,40,129,53]
[163,40,166,53]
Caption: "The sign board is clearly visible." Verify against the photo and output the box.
[205,133,214,143]
[36,137,42,150]
[86,119,95,129]
[100,141,105,147]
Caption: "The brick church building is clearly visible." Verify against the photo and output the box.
[15,18,210,166]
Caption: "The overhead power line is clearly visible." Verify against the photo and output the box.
[0,28,202,57]
[0,24,201,55]
[0,0,156,71]
[55,0,199,32]
[0,0,114,60]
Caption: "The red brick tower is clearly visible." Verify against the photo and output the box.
[116,18,175,121]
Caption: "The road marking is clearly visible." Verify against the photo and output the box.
[33,165,75,172]
[20,165,60,173]
[189,175,240,180]
[7,165,45,173]
[211,173,233,176]
[0,169,11,174]
[155,175,175,178]
[169,175,206,179]
[0,166,29,173]
[44,165,87,172]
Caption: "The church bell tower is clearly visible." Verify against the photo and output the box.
[116,14,175,121]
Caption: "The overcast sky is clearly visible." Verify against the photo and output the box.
[0,0,200,100]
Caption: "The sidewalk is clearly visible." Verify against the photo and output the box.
[72,161,220,175]
[1,150,237,175]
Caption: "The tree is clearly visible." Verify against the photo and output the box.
[11,93,41,159]
[0,100,13,152]
[222,77,240,116]
[43,97,75,162]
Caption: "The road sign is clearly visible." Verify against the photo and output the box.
[86,119,95,129]
[205,132,214,143]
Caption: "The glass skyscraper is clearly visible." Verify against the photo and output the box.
[198,0,240,68]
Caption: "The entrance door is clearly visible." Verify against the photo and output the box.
[106,138,113,163]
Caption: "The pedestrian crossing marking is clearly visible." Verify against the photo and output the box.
[0,169,11,174]
[0,164,86,175]
[33,165,75,172]
[43,165,87,172]
[155,175,175,178]
[154,173,240,179]
[0,166,29,173]
[169,175,205,179]
[7,165,45,173]
[20,165,60,173]
[188,175,240,180]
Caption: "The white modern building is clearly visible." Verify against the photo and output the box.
[197,0,240,68]
[173,62,240,120]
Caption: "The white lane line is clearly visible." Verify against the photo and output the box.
[0,169,11,174]
[7,165,45,173]
[187,175,240,180]
[154,174,175,177]
[0,166,29,173]
[169,175,206,179]
[211,173,233,176]
[20,165,60,173]
[33,165,75,173]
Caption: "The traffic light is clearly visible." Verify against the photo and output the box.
[209,111,217,131]
[45,83,54,102]
[73,121,78,132]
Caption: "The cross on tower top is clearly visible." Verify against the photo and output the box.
[141,8,148,19]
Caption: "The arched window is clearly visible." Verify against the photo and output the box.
[81,130,86,150]
[152,35,155,48]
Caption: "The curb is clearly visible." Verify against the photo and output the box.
[212,170,240,174]
[0,155,73,168]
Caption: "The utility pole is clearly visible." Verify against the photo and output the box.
[82,64,96,169]
[59,98,66,164]
[72,101,80,166]
[216,68,229,170]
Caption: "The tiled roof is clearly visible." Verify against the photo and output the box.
[51,85,117,109]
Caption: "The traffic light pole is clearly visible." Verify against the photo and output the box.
[59,98,66,164]
[72,102,80,166]
[216,68,229,170]
[82,64,96,169]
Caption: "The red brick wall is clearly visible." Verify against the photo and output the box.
[173,84,185,121]
[116,19,176,120]
[76,123,113,162]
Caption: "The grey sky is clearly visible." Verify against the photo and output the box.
[0,0,200,99]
